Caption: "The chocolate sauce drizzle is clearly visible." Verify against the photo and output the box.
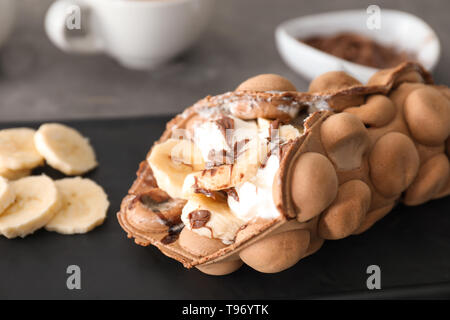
[224,187,239,202]
[194,187,228,202]
[215,116,235,146]
[136,192,185,245]
[261,119,284,168]
[188,210,211,229]
[206,139,250,168]
[161,223,185,245]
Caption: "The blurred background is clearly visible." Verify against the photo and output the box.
[0,0,448,122]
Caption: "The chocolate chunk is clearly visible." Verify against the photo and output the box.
[188,210,211,229]
[161,222,185,244]
[224,188,239,202]
[215,116,235,146]
[161,234,179,245]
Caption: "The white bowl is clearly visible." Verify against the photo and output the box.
[275,9,441,83]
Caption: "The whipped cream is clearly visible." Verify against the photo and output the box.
[228,154,281,221]
[305,98,332,113]
[193,115,258,164]
[180,117,301,244]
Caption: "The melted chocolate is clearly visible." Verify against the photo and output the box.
[161,223,185,245]
[260,149,271,169]
[205,138,250,169]
[269,119,281,132]
[194,187,227,202]
[215,116,235,148]
[188,210,211,229]
[301,32,415,69]
[138,192,182,227]
[224,188,239,202]
[215,116,235,137]
[161,234,179,245]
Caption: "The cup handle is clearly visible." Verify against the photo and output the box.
[45,0,103,54]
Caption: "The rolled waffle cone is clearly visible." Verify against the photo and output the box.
[118,62,450,275]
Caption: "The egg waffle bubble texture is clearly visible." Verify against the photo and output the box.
[117,62,449,275]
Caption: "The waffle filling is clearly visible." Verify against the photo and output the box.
[148,112,303,245]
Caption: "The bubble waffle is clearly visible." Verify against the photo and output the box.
[117,62,449,275]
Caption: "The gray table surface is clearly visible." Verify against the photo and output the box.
[0,0,449,122]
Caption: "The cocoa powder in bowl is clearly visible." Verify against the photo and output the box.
[301,32,416,69]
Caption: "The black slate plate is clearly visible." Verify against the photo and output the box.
[0,116,449,299]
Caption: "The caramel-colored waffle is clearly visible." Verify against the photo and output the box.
[118,62,449,275]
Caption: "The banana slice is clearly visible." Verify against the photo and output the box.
[181,194,244,244]
[0,175,60,238]
[187,139,260,192]
[257,118,300,142]
[45,177,109,234]
[148,138,205,199]
[0,167,31,180]
[0,177,15,216]
[34,123,97,175]
[280,124,301,141]
[0,128,44,171]
[257,117,272,135]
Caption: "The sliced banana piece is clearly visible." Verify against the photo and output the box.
[148,138,205,199]
[0,175,60,238]
[257,118,300,142]
[0,167,31,180]
[45,177,109,234]
[34,123,97,175]
[280,124,301,141]
[188,140,260,191]
[0,177,15,216]
[0,128,44,171]
[181,194,244,244]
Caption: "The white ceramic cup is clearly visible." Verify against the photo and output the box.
[0,0,16,48]
[45,0,215,69]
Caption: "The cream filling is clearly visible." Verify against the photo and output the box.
[193,115,258,163]
[150,108,313,244]
[181,118,301,244]
[180,155,281,245]
[306,98,332,113]
[227,154,281,221]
